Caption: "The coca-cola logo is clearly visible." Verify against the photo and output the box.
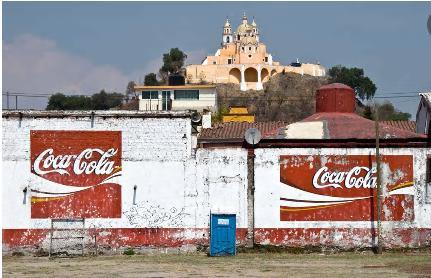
[312,166,377,189]
[33,148,118,176]
[30,130,122,187]
[30,130,123,219]
[279,154,414,222]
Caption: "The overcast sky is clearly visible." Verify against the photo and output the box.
[3,2,431,117]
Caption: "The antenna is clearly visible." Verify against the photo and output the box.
[191,111,202,123]
[244,128,262,145]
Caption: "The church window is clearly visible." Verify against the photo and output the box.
[228,59,232,64]
[213,61,216,64]
[265,57,268,62]
[226,37,230,43]
[237,35,240,40]
[249,47,252,51]
[248,54,252,58]
[242,47,245,52]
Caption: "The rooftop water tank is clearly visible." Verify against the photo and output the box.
[315,83,355,113]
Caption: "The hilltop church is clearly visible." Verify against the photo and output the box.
[186,14,326,91]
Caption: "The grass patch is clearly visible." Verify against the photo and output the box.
[123,248,135,256]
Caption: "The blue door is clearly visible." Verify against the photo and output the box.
[210,214,236,256]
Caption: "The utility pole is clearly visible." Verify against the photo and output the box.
[246,148,255,248]
[244,128,262,249]
[374,105,383,254]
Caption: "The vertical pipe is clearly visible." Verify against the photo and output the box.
[22,187,27,204]
[133,185,137,205]
[49,220,53,258]
[375,105,383,254]
[247,147,255,248]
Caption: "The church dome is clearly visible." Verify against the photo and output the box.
[237,23,253,34]
[241,36,257,45]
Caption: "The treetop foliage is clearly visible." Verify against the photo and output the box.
[144,48,187,86]
[328,65,377,100]
[46,90,123,110]
[362,101,411,121]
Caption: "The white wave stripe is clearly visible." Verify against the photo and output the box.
[30,172,121,198]
[279,183,371,203]
[389,186,414,196]
[280,199,355,208]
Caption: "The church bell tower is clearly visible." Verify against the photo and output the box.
[222,18,233,45]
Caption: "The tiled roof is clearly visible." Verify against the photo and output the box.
[380,121,416,133]
[199,121,288,141]
[289,113,425,139]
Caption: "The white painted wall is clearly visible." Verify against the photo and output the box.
[2,113,247,232]
[254,148,431,230]
[139,88,217,112]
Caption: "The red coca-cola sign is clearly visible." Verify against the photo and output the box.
[279,155,414,221]
[30,130,122,218]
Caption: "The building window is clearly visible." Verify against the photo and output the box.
[241,47,244,51]
[237,35,240,40]
[426,158,431,204]
[213,61,216,64]
[142,91,158,99]
[249,47,252,51]
[174,90,199,100]
[265,57,268,62]
[228,58,232,64]
[248,54,252,58]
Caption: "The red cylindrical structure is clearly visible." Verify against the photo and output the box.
[315,83,355,113]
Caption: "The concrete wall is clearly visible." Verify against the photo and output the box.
[138,88,217,112]
[2,112,247,252]
[254,148,431,248]
[2,112,430,252]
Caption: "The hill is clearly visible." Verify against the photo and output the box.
[215,72,330,122]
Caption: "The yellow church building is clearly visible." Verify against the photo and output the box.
[185,14,326,91]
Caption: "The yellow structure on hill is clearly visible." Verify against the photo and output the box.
[186,13,326,91]
[223,106,255,123]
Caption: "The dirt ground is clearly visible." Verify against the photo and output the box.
[3,251,431,278]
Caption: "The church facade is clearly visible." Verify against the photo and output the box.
[185,14,326,91]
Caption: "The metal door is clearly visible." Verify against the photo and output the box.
[210,214,236,256]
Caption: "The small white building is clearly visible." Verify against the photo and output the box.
[416,92,431,135]
[134,84,217,112]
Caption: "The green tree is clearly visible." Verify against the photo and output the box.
[161,48,187,75]
[328,65,377,100]
[144,73,159,86]
[46,93,68,110]
[362,101,411,121]
[46,91,123,110]
[46,93,92,110]
[91,90,123,110]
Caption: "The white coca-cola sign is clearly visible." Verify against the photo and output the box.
[33,148,118,176]
[312,166,377,189]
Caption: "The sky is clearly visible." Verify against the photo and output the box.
[2,2,431,117]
